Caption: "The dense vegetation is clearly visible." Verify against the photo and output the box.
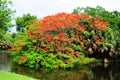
[9,12,112,69]
[72,6,120,53]
[0,0,120,69]
[15,13,37,32]
[0,0,15,43]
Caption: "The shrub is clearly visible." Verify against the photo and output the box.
[10,13,110,69]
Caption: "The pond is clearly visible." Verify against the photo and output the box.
[0,53,120,80]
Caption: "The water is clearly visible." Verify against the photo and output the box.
[0,53,12,72]
[0,53,120,80]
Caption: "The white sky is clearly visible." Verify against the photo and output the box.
[9,0,120,33]
[12,0,120,18]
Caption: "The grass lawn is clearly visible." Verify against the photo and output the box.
[0,71,36,80]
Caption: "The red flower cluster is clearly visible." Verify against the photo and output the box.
[90,17,108,31]
[27,13,109,55]
[28,13,108,38]
[29,13,91,35]
[18,56,28,63]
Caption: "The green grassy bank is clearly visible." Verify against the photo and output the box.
[0,71,36,80]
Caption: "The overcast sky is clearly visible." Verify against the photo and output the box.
[12,0,120,18]
[10,0,120,33]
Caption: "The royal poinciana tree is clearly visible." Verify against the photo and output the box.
[10,13,112,69]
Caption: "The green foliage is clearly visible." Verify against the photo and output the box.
[0,0,15,39]
[72,6,120,55]
[72,6,120,29]
[15,13,38,32]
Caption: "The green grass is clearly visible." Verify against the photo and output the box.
[0,71,36,80]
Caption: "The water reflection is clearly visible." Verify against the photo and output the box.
[1,53,120,80]
[11,66,93,80]
[91,63,120,80]
[0,53,12,72]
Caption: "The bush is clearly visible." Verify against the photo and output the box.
[10,13,110,69]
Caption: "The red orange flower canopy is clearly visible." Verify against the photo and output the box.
[30,12,108,34]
